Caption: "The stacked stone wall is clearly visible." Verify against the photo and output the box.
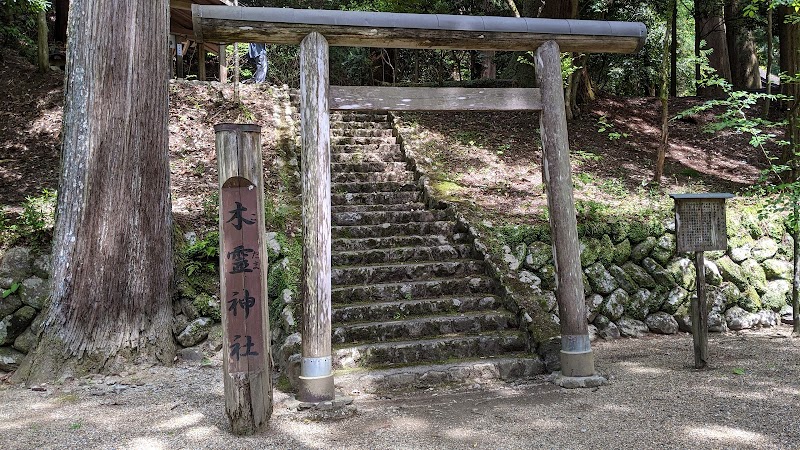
[500,214,795,340]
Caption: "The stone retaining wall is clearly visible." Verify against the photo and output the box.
[0,247,51,371]
[499,215,795,340]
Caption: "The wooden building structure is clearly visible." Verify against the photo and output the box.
[193,5,647,404]
[171,0,233,81]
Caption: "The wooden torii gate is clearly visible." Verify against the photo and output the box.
[193,6,646,404]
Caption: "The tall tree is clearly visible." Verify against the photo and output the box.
[655,0,676,183]
[725,0,762,90]
[695,0,733,97]
[15,0,175,382]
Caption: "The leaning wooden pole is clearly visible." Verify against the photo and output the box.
[299,32,335,402]
[199,45,207,81]
[37,8,48,73]
[215,124,272,435]
[219,43,228,83]
[535,40,595,377]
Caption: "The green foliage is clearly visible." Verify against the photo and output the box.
[267,231,302,330]
[0,189,56,248]
[2,282,20,299]
[596,115,630,141]
[183,231,219,278]
[496,223,552,247]
[0,0,50,61]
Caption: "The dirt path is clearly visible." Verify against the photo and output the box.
[2,326,798,449]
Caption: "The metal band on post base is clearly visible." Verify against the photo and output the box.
[536,41,598,383]
[299,32,335,403]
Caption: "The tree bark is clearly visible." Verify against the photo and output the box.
[670,0,678,97]
[763,6,773,117]
[725,1,761,90]
[16,0,175,383]
[695,0,732,98]
[655,0,674,183]
[37,9,48,73]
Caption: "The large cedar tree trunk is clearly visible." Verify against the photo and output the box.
[725,1,761,90]
[695,0,732,97]
[17,0,175,383]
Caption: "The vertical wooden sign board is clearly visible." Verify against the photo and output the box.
[670,193,733,370]
[215,123,272,435]
[222,177,265,374]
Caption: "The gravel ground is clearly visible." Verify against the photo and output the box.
[2,326,799,450]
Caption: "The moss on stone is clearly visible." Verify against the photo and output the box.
[192,293,221,323]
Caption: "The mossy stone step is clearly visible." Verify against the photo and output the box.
[332,209,448,227]
[332,113,390,122]
[331,143,401,154]
[331,128,395,138]
[332,181,418,194]
[332,190,422,206]
[331,151,405,164]
[332,136,396,146]
[331,202,427,213]
[331,295,502,324]
[332,259,486,286]
[331,275,496,304]
[332,243,473,266]
[332,161,409,174]
[333,356,545,393]
[333,311,518,345]
[333,333,527,368]
[332,234,460,252]
[332,171,415,183]
[332,221,454,239]
[331,121,393,130]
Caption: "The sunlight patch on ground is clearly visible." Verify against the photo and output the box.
[154,412,205,431]
[685,424,767,445]
[122,437,167,450]
[443,426,479,441]
[184,425,218,440]
[617,361,669,376]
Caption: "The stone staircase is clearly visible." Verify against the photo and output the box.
[327,112,544,392]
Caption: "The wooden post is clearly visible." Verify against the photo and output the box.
[219,44,228,83]
[692,251,709,369]
[535,40,594,378]
[37,8,48,73]
[198,44,207,81]
[215,123,272,435]
[176,41,185,79]
[299,32,334,403]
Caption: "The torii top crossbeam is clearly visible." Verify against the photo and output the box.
[192,6,646,54]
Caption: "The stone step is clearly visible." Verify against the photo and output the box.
[331,143,402,154]
[332,260,485,286]
[332,181,418,194]
[331,203,428,213]
[332,171,415,183]
[331,190,423,206]
[333,311,518,345]
[332,209,448,227]
[333,136,396,146]
[333,333,527,368]
[331,151,404,164]
[332,221,454,239]
[334,356,545,394]
[331,161,409,174]
[332,243,472,266]
[332,295,504,325]
[332,234,459,252]
[331,121,393,130]
[331,128,395,138]
[331,275,496,304]
[332,112,390,122]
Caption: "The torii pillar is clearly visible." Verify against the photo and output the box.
[298,32,335,402]
[536,41,597,380]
